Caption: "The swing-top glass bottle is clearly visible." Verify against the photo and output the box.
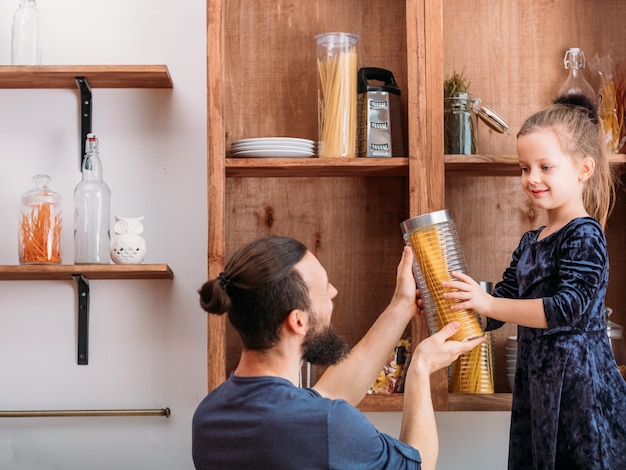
[74,134,111,264]
[557,47,596,101]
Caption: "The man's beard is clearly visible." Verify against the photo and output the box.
[301,321,349,366]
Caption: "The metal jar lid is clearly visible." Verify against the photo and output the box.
[477,105,510,134]
[400,209,452,234]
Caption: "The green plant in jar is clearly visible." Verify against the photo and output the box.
[444,70,477,154]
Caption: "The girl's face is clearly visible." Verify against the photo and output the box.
[516,128,588,215]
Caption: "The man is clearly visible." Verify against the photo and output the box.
[193,236,484,469]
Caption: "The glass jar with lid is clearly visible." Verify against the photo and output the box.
[18,174,62,264]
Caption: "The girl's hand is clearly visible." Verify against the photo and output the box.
[441,271,493,316]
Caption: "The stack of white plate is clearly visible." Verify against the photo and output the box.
[505,335,517,391]
[230,137,316,158]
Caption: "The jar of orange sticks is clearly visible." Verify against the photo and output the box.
[18,174,62,264]
[401,209,493,393]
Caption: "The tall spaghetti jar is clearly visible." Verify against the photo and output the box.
[316,32,358,158]
[18,174,62,264]
[401,210,491,393]
[401,209,482,339]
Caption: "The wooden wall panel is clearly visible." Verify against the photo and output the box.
[224,176,409,379]
[222,0,408,145]
[443,0,626,156]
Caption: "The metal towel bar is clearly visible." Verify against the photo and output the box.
[0,408,170,418]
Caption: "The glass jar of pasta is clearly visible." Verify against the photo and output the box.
[315,32,359,158]
[18,174,62,264]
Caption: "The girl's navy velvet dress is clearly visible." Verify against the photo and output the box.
[487,217,626,470]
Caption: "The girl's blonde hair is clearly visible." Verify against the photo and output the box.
[518,95,615,228]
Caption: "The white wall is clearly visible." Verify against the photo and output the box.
[0,0,207,469]
[367,411,511,469]
[0,2,510,469]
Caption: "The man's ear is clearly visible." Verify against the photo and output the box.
[284,309,309,336]
[580,156,595,182]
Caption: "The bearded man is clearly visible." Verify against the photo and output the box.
[192,236,483,470]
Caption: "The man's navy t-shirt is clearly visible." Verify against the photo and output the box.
[192,375,422,469]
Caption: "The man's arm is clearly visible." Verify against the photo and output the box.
[400,322,485,470]
[314,246,418,404]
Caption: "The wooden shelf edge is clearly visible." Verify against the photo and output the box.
[0,65,173,89]
[357,393,404,412]
[0,264,174,281]
[357,392,512,412]
[446,154,626,176]
[225,157,409,177]
[223,154,626,178]
[448,393,512,411]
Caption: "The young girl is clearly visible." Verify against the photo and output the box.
[443,94,626,469]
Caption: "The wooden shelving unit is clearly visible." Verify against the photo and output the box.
[206,0,626,413]
[0,64,174,365]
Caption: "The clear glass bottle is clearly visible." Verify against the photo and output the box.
[74,134,111,264]
[11,0,41,65]
[18,174,62,264]
[557,48,596,101]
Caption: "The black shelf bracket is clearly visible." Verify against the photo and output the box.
[75,77,92,170]
[72,274,90,365]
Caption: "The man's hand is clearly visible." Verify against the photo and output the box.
[410,321,486,376]
[388,245,419,322]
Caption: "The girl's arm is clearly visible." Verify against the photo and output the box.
[442,271,548,328]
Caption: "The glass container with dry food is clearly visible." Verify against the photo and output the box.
[18,174,62,264]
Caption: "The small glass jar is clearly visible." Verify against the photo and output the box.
[18,174,62,264]
[444,92,478,154]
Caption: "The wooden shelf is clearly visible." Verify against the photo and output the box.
[357,393,513,412]
[225,154,626,178]
[448,393,513,411]
[0,264,174,281]
[225,157,409,177]
[445,154,626,176]
[0,65,173,89]
[0,263,173,365]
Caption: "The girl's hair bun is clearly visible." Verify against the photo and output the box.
[554,93,599,123]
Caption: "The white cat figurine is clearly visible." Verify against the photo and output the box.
[110,215,147,264]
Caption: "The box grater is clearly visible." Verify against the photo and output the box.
[357,67,404,157]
